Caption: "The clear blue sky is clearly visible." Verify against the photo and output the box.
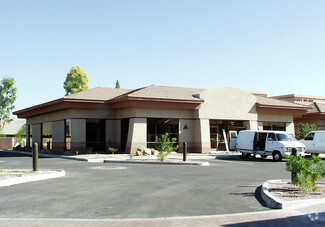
[1,0,325,113]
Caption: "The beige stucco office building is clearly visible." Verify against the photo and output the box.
[14,85,308,154]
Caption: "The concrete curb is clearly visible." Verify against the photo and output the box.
[6,150,210,166]
[0,169,66,187]
[261,179,325,209]
[104,160,210,166]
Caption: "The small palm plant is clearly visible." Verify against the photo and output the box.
[155,133,179,161]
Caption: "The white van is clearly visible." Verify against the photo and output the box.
[236,130,306,161]
[299,131,325,155]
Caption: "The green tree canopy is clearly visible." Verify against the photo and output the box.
[0,77,17,132]
[115,80,120,88]
[63,66,89,95]
[295,122,318,140]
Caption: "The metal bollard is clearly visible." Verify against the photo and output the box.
[32,142,38,172]
[183,142,187,162]
[291,148,297,183]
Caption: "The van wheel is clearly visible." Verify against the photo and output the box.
[242,153,251,158]
[272,151,282,161]
[260,155,267,159]
[313,153,319,157]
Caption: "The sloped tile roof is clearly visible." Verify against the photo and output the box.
[122,85,204,101]
[316,102,325,113]
[1,120,26,136]
[256,96,307,108]
[64,87,133,101]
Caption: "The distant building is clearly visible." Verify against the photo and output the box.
[1,120,26,137]
[14,86,308,154]
[272,94,325,130]
[0,120,26,150]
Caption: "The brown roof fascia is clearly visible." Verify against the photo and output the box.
[14,98,109,118]
[256,104,308,116]
[297,112,325,120]
[108,97,203,110]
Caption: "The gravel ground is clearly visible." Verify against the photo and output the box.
[0,169,53,180]
[268,181,325,201]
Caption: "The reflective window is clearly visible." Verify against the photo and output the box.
[65,119,71,151]
[263,122,286,131]
[276,133,297,141]
[304,133,315,141]
[147,118,179,148]
[267,133,276,141]
[42,122,52,150]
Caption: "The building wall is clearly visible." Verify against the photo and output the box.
[71,119,86,153]
[179,119,195,152]
[115,107,194,119]
[52,120,65,154]
[27,108,115,125]
[106,119,121,149]
[193,119,211,153]
[258,114,294,133]
[195,87,258,121]
[125,118,147,154]
[32,124,41,147]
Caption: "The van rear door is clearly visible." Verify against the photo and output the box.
[229,131,237,150]
[302,132,315,153]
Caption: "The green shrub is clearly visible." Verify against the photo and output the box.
[295,123,318,140]
[86,147,94,154]
[108,147,118,155]
[155,133,179,161]
[286,155,325,195]
[15,128,25,147]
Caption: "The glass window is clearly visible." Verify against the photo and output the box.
[267,133,276,141]
[86,119,106,151]
[42,122,52,150]
[28,125,32,149]
[65,119,71,151]
[304,133,315,141]
[147,118,179,148]
[263,122,286,131]
[276,133,297,141]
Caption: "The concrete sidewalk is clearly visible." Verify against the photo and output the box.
[0,207,324,226]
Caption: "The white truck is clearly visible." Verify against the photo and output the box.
[236,130,306,161]
[299,131,325,156]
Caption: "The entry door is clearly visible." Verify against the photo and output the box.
[229,131,237,150]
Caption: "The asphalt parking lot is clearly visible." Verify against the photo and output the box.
[0,152,292,219]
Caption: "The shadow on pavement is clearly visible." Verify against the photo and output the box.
[224,211,325,226]
[215,154,282,163]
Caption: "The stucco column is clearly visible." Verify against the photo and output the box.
[247,120,258,130]
[179,119,195,153]
[106,119,121,149]
[286,122,295,134]
[193,119,210,153]
[125,118,147,154]
[32,124,41,148]
[71,119,86,154]
[52,120,65,154]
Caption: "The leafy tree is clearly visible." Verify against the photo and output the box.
[0,77,17,132]
[155,133,179,161]
[63,66,89,95]
[15,127,25,148]
[295,122,318,140]
[115,80,120,88]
